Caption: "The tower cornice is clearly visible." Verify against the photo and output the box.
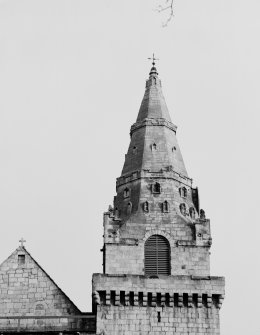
[116,169,193,189]
[130,118,177,137]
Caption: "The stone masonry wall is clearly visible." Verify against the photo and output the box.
[0,246,83,331]
[104,211,211,277]
[105,243,210,276]
[96,305,221,335]
[93,274,225,335]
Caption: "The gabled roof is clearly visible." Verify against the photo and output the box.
[0,245,81,315]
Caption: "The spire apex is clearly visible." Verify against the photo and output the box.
[148,53,159,76]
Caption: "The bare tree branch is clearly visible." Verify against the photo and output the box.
[156,0,174,27]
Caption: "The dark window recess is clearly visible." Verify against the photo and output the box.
[152,143,157,151]
[148,292,152,306]
[145,235,170,276]
[183,293,188,307]
[132,146,137,154]
[192,187,200,213]
[153,182,161,194]
[180,203,186,216]
[143,201,149,212]
[18,255,25,265]
[157,311,161,322]
[162,201,169,213]
[110,291,116,306]
[123,188,130,198]
[179,187,187,198]
[189,207,195,219]
[129,291,134,306]
[99,291,106,305]
[120,291,125,305]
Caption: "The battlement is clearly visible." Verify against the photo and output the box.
[93,274,225,309]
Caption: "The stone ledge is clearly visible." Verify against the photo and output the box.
[92,274,225,297]
[130,118,177,136]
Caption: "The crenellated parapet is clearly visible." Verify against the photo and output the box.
[93,274,225,309]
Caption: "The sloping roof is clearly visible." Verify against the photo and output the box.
[0,245,81,315]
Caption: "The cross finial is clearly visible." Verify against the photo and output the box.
[19,238,26,247]
[148,53,159,66]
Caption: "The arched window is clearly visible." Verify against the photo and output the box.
[124,188,130,198]
[180,203,186,216]
[152,143,157,151]
[162,201,169,213]
[144,235,170,276]
[143,201,149,212]
[152,182,161,194]
[189,207,195,219]
[132,146,137,155]
[179,187,187,198]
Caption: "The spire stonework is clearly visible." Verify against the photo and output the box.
[92,64,225,335]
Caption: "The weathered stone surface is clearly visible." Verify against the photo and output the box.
[0,246,80,317]
[96,65,225,334]
[0,246,96,333]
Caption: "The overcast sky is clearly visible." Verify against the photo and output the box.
[0,1,259,334]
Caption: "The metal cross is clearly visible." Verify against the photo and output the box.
[19,238,26,247]
[148,53,159,66]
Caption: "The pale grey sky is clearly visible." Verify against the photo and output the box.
[0,1,259,334]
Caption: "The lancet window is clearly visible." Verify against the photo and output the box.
[189,207,195,219]
[124,188,130,198]
[162,201,169,213]
[179,187,187,198]
[180,203,186,216]
[143,201,149,212]
[152,143,157,151]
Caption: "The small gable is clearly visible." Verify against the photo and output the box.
[0,246,81,317]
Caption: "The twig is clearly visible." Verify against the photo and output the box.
[156,0,174,27]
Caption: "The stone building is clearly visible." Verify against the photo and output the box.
[0,62,225,334]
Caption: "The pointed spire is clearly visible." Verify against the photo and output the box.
[148,53,159,77]
[121,62,188,177]
[136,58,172,123]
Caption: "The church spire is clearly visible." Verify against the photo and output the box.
[121,63,187,177]
[113,63,196,223]
[136,60,172,123]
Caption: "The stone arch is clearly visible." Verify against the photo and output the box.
[143,229,172,246]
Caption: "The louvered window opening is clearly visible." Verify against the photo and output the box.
[145,235,170,276]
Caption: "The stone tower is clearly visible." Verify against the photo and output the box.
[92,63,225,334]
